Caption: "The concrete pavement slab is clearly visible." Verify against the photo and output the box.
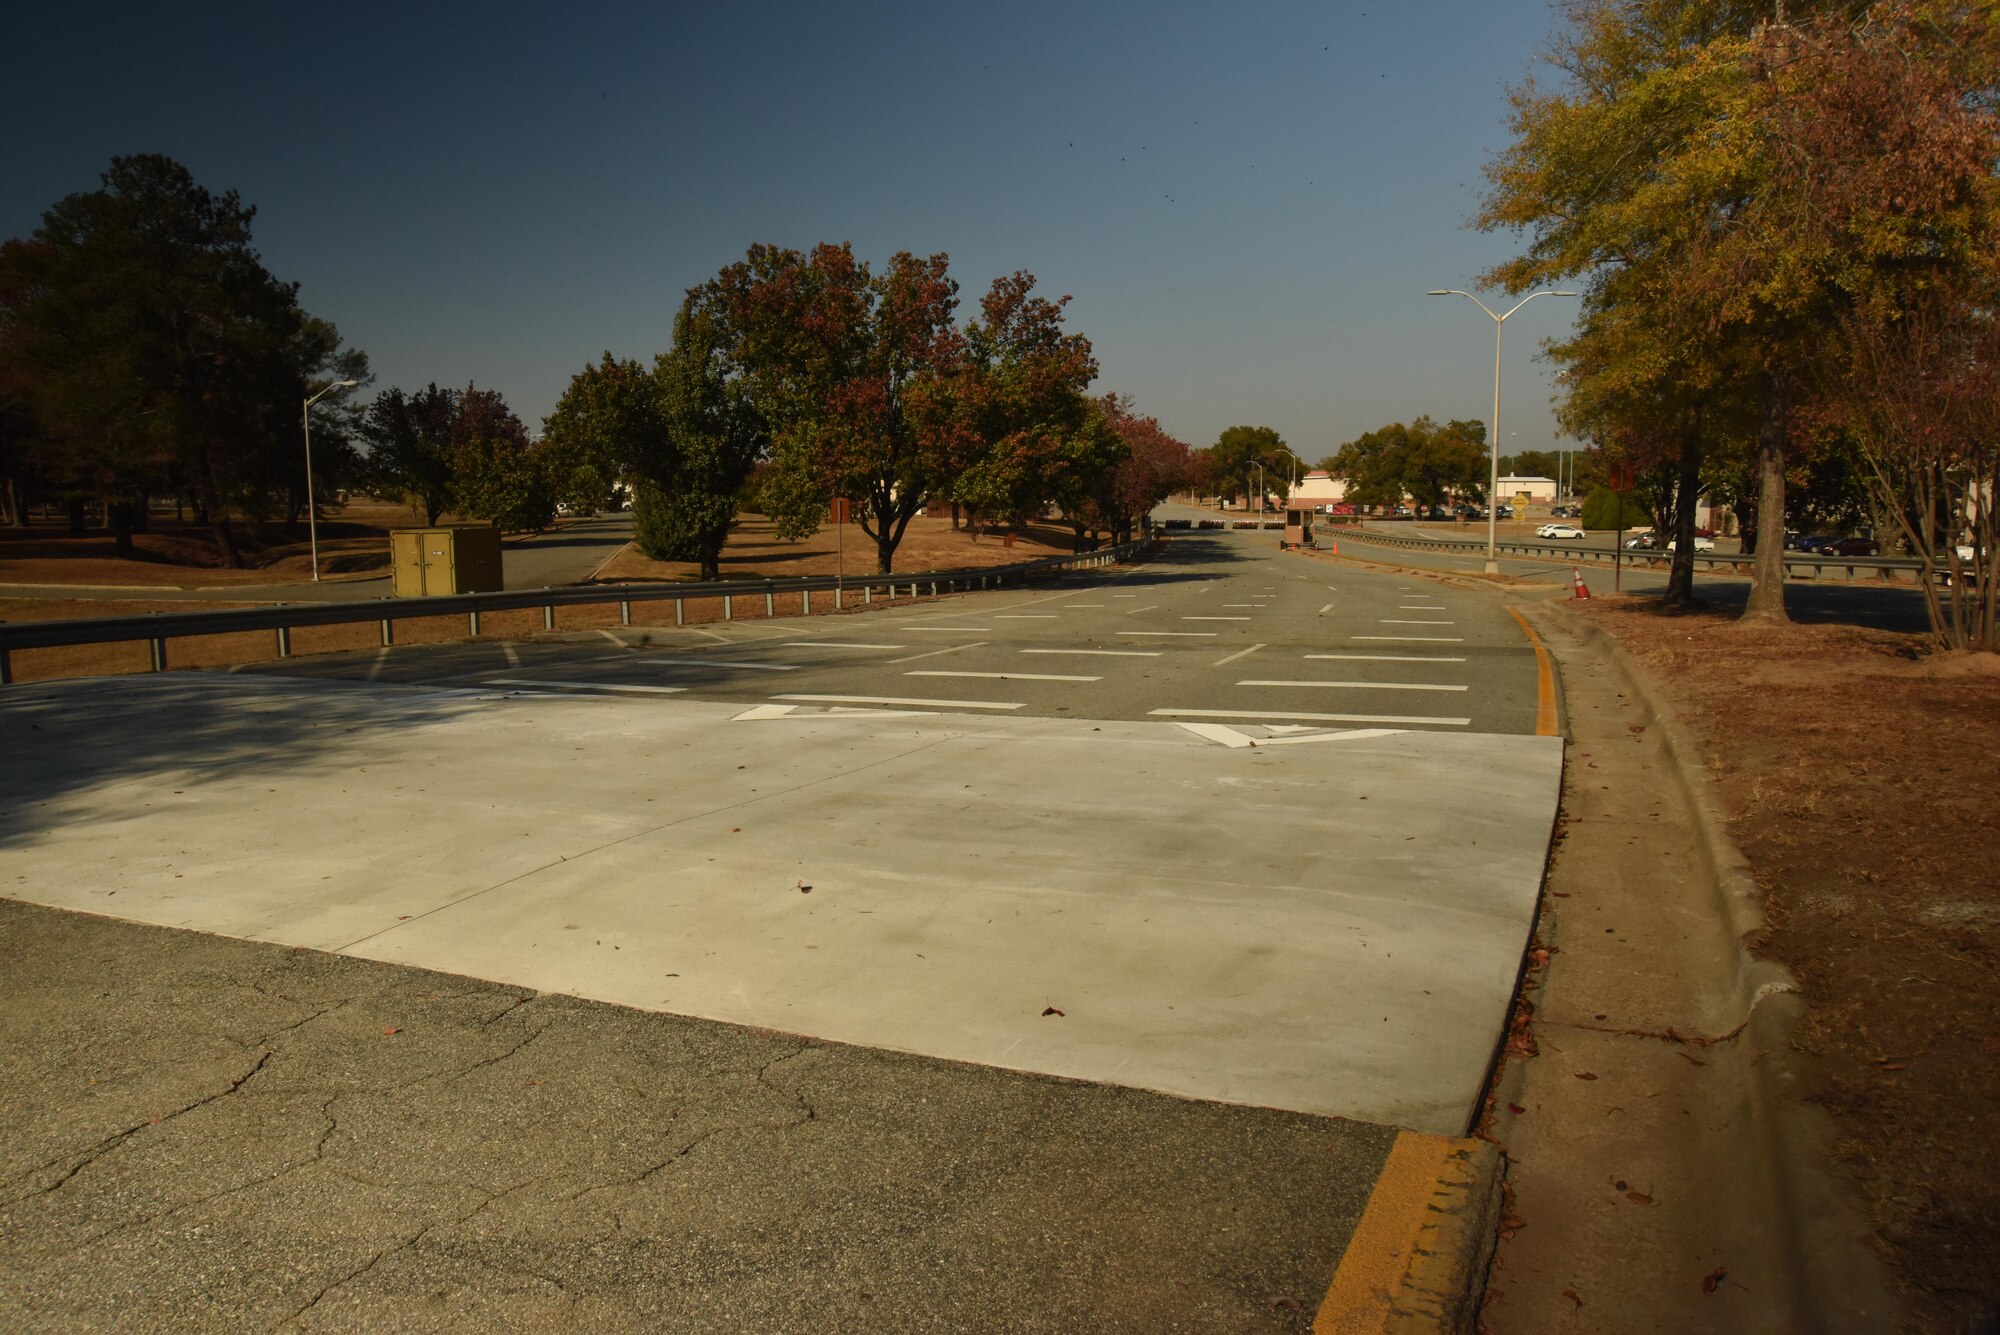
[2,672,1561,1135]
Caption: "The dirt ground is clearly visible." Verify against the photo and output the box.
[593,512,1085,583]
[1571,594,2000,1332]
[0,513,1087,685]
[0,499,451,586]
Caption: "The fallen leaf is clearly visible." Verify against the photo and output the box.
[1508,1102,1526,1114]
[730,827,740,833]
[1675,1053,1708,1066]
[1562,1287,1584,1309]
[1270,1297,1301,1312]
[1041,1006,1065,1017]
[1701,1266,1727,1294]
[1574,1071,1599,1081]
[1627,1191,1654,1205]
[381,1027,401,1036]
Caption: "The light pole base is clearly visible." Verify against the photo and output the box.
[1484,559,1502,575]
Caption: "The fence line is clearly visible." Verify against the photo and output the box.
[0,541,1146,686]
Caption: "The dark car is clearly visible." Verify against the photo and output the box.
[1823,536,1880,556]
[1795,534,1841,554]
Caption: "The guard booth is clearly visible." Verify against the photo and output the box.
[1281,505,1316,550]
[390,525,503,596]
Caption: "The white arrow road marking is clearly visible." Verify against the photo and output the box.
[1174,722,1410,748]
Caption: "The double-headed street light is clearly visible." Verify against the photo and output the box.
[303,380,358,583]
[1427,288,1577,573]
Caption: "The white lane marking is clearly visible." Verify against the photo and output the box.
[734,704,800,719]
[502,643,522,668]
[1119,631,1217,637]
[1150,707,1470,726]
[906,671,1101,682]
[1237,679,1470,693]
[642,656,799,671]
[1064,603,1106,608]
[1307,653,1468,663]
[1352,635,1464,643]
[886,641,989,665]
[1223,603,1256,608]
[906,626,990,631]
[1022,648,1161,657]
[775,693,1024,710]
[995,614,1057,619]
[1213,643,1266,667]
[1317,602,1334,615]
[1184,616,1250,621]
[1124,604,1160,614]
[366,647,390,682]
[485,678,687,695]
[595,629,627,647]
[688,628,732,643]
[1380,619,1454,625]
[1174,723,1407,748]
[1112,594,1137,598]
[781,641,904,650]
[1400,605,1448,610]
[1328,586,1340,592]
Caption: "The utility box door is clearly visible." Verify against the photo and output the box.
[390,526,504,597]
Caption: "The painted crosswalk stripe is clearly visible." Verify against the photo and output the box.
[1150,707,1469,726]
[1306,653,1467,663]
[1022,648,1161,657]
[775,693,1025,710]
[642,656,799,671]
[906,670,1100,682]
[484,678,687,695]
[1236,679,1469,692]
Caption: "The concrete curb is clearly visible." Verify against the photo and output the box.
[1315,1134,1504,1335]
[1519,597,1903,1333]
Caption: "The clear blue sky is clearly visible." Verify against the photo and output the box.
[3,0,1584,466]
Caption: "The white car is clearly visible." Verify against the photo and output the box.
[1666,536,1717,552]
[1541,523,1586,540]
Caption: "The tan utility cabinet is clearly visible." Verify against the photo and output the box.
[390,525,503,597]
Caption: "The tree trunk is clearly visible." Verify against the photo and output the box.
[1662,413,1703,608]
[1742,373,1791,622]
[950,501,960,530]
[698,527,725,583]
[108,498,140,560]
[67,497,87,536]
[1,476,20,527]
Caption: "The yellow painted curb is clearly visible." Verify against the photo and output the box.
[1314,1133,1504,1334]
[1505,606,1560,738]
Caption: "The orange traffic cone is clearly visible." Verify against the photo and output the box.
[1331,540,1340,555]
[1572,566,1591,600]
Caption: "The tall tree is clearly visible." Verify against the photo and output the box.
[1204,425,1295,504]
[712,244,976,573]
[360,384,461,525]
[642,292,768,580]
[1323,417,1487,510]
[0,155,363,562]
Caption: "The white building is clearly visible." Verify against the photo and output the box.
[1287,471,1348,507]
[1498,475,1558,503]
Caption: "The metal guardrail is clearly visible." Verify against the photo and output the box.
[0,540,1147,686]
[1322,527,1929,578]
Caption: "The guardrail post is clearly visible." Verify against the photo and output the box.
[724,594,733,621]
[468,609,481,636]
[543,605,555,631]
[835,585,844,609]
[620,600,631,626]
[929,581,937,596]
[150,637,167,673]
[802,589,811,614]
[865,584,872,604]
[765,589,774,617]
[275,626,291,659]
[381,619,394,646]
[0,647,11,686]
[675,599,684,626]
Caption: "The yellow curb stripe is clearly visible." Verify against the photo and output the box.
[1505,606,1559,737]
[1315,1132,1457,1333]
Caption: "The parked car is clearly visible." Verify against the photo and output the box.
[1823,536,1879,557]
[1666,536,1717,552]
[1543,523,1586,540]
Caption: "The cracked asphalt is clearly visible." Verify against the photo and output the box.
[0,899,1393,1333]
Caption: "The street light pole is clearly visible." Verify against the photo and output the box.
[302,380,358,583]
[1427,289,1576,573]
